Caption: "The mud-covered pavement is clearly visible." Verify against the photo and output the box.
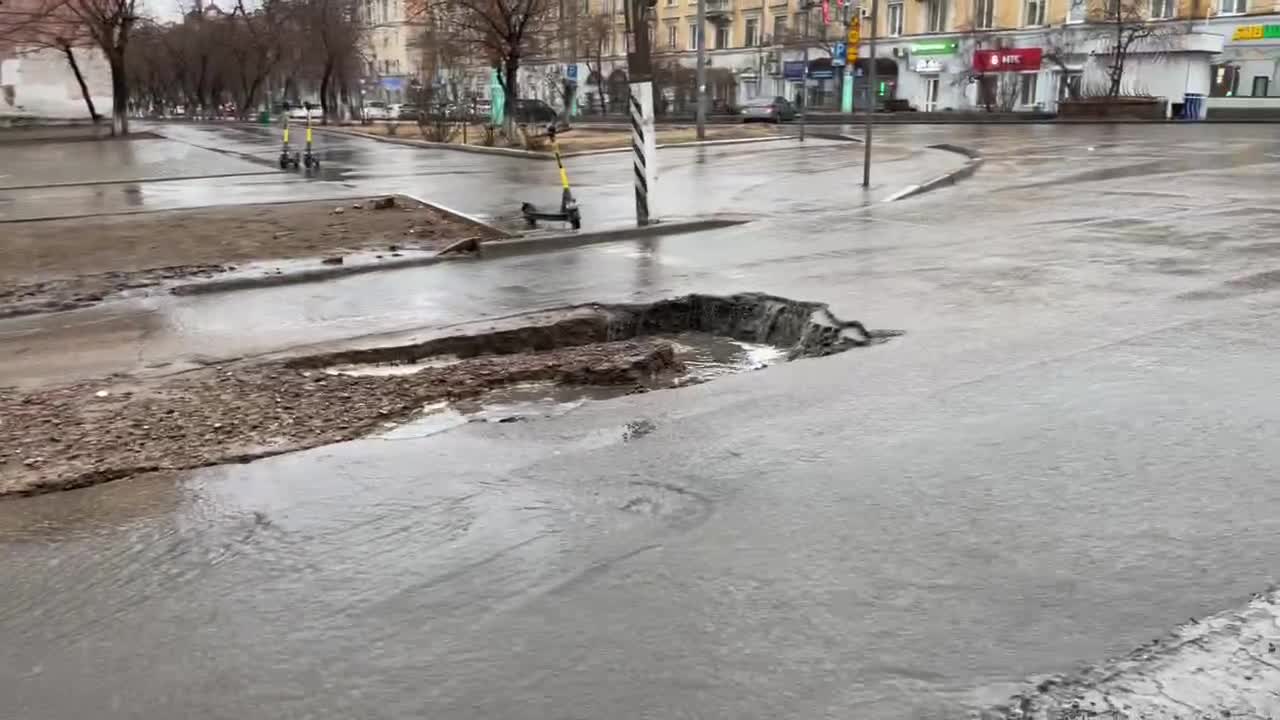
[0,195,487,317]
[4,123,1280,719]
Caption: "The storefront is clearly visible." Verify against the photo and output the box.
[882,38,967,112]
[1213,20,1280,97]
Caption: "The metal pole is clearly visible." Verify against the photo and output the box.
[696,0,706,139]
[800,2,809,141]
[861,0,877,187]
[625,0,657,225]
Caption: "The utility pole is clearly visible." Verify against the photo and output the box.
[695,0,706,139]
[625,0,658,225]
[861,0,877,187]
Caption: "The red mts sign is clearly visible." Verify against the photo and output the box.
[972,48,1043,72]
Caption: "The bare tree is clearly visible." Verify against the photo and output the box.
[225,0,288,119]
[577,10,610,114]
[1041,25,1078,100]
[424,0,558,132]
[302,0,364,122]
[0,14,103,121]
[410,4,469,110]
[1083,0,1188,98]
[0,0,137,132]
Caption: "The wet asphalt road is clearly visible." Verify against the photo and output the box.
[5,124,1280,719]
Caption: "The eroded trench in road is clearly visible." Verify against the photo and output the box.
[297,292,897,431]
[1,293,898,497]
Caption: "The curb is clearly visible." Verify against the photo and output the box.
[168,217,749,297]
[399,193,513,238]
[883,144,983,202]
[316,127,551,158]
[481,217,750,258]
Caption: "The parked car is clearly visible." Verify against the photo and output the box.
[512,98,558,125]
[362,102,389,120]
[739,96,796,123]
[396,105,421,120]
[287,104,317,120]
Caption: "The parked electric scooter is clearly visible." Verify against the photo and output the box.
[520,124,581,230]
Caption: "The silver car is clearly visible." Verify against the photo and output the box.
[740,96,797,123]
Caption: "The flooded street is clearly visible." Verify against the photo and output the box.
[5,124,1280,718]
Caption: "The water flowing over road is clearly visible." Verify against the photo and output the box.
[4,124,1280,719]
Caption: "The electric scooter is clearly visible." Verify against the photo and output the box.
[520,124,581,230]
[278,104,300,170]
[302,102,320,171]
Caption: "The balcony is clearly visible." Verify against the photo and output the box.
[705,0,732,21]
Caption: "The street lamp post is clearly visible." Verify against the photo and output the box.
[861,0,878,187]
[799,0,812,142]
[696,0,707,139]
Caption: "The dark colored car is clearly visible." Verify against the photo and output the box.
[397,105,420,120]
[512,98,559,125]
[739,96,796,123]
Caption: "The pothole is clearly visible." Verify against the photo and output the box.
[293,292,899,430]
[1,293,900,498]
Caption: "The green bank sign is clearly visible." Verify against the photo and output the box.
[910,40,959,55]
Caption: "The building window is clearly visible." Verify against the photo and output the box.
[1019,73,1037,105]
[582,0,590,13]
[1066,0,1086,22]
[716,25,730,48]
[974,0,993,28]
[926,0,947,32]
[887,1,904,35]
[667,23,677,48]
[1150,0,1173,17]
[1023,0,1044,25]
[1210,63,1240,96]
[1219,0,1245,12]
[773,14,787,40]
[690,22,700,49]
[745,18,759,46]
[1253,76,1270,97]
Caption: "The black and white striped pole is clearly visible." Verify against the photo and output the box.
[625,0,658,226]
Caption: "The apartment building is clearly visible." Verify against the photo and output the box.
[361,0,421,103]
[521,0,1280,113]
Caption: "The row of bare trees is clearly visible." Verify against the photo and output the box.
[1,0,366,133]
[128,0,366,124]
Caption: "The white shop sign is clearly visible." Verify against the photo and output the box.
[915,58,943,74]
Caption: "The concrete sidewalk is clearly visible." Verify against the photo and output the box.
[0,134,275,191]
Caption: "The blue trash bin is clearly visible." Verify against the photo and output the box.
[1181,93,1205,121]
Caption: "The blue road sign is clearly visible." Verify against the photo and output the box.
[565,64,578,80]
[832,42,846,66]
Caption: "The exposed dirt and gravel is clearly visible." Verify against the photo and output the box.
[0,195,497,318]
[0,292,887,499]
[0,338,679,498]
